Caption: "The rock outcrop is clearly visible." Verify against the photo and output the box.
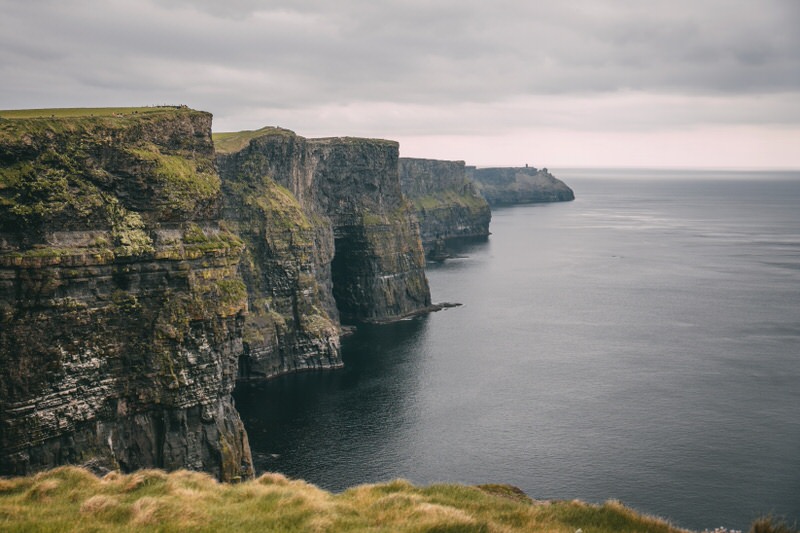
[0,108,253,480]
[399,158,491,257]
[216,129,341,379]
[468,166,574,205]
[215,128,432,330]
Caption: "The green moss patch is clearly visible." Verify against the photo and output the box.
[212,127,296,154]
[127,145,220,214]
[411,190,488,212]
[1,106,217,230]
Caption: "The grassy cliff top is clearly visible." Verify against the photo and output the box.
[0,106,193,120]
[212,126,296,154]
[310,136,399,147]
[0,466,691,533]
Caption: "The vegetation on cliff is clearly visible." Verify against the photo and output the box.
[0,466,693,533]
[1,107,253,481]
[469,166,575,206]
[398,158,491,256]
[213,126,296,155]
[0,106,220,237]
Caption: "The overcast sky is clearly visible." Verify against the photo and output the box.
[2,0,799,168]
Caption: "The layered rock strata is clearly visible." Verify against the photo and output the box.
[468,166,575,205]
[0,111,442,479]
[399,158,491,257]
[215,128,432,331]
[216,129,341,379]
[0,109,253,480]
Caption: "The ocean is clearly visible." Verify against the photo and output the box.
[234,169,800,531]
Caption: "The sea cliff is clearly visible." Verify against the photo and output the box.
[399,157,491,257]
[0,108,252,480]
[216,128,432,329]
[0,108,579,483]
[469,165,575,205]
[0,111,435,478]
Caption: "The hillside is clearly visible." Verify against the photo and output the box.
[0,466,691,533]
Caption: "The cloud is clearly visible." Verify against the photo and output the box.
[1,0,798,166]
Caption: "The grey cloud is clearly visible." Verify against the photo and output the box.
[1,0,799,134]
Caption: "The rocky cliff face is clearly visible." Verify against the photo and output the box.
[216,129,341,379]
[0,112,437,480]
[309,138,431,323]
[468,166,574,205]
[216,129,432,330]
[399,158,491,256]
[0,109,253,480]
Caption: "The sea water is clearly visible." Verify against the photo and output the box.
[234,169,800,531]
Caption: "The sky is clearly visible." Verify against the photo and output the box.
[1,0,799,168]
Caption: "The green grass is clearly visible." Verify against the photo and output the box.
[0,466,692,532]
[411,190,489,211]
[212,127,296,154]
[127,146,221,212]
[0,106,184,119]
[0,106,215,226]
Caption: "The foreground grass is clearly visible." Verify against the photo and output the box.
[0,466,690,532]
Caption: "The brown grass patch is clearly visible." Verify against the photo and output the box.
[123,469,168,492]
[79,494,120,515]
[24,478,60,501]
[130,496,161,525]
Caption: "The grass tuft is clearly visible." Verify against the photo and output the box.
[79,494,121,516]
[750,516,799,533]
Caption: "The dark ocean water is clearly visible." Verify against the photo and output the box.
[234,169,800,531]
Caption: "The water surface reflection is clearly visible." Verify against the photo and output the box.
[234,318,430,487]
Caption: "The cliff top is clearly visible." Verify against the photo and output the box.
[1,105,219,235]
[0,106,211,140]
[212,126,296,154]
[310,136,398,148]
[0,106,191,120]
[399,156,466,165]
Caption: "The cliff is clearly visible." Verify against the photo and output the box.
[0,108,253,480]
[216,128,432,329]
[399,157,491,257]
[468,166,575,205]
[0,110,439,479]
[216,128,341,379]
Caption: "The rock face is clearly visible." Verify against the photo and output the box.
[0,112,436,479]
[216,128,432,330]
[468,166,574,205]
[0,109,253,480]
[399,158,491,257]
[216,129,341,379]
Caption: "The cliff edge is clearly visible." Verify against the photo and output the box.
[216,128,432,329]
[0,108,253,480]
[399,157,491,258]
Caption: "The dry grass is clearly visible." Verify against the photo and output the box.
[749,516,799,533]
[0,466,699,532]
